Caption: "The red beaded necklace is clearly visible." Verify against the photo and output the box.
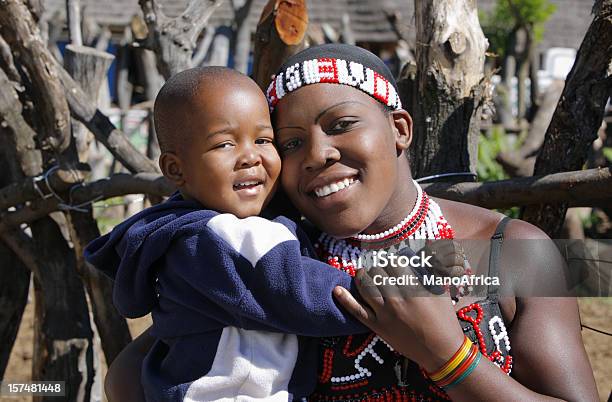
[313,182,513,401]
[314,181,455,277]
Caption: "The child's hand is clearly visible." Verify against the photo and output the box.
[423,239,467,278]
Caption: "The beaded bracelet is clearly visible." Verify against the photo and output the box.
[427,335,472,382]
[436,344,480,389]
[426,336,482,390]
[444,351,482,390]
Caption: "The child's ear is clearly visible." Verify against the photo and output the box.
[390,109,413,154]
[159,152,185,186]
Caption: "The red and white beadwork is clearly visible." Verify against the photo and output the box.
[352,180,454,243]
[329,335,395,384]
[266,57,402,112]
[457,303,513,374]
[488,315,511,353]
[314,181,455,277]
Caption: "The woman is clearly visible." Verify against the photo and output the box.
[106,44,598,401]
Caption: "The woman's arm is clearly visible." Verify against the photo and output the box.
[333,219,599,401]
[104,328,153,402]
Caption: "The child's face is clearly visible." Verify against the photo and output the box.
[164,83,281,218]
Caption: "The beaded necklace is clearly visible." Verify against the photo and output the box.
[312,183,512,400]
[314,180,455,278]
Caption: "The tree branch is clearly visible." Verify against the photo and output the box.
[54,57,159,173]
[521,0,612,236]
[423,167,612,209]
[66,0,83,46]
[0,166,88,211]
[0,66,43,177]
[0,0,71,153]
[0,228,39,275]
[139,0,224,77]
[1,169,611,232]
[0,173,175,232]
[0,34,21,83]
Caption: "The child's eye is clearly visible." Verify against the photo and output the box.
[215,142,234,149]
[280,138,302,154]
[255,138,274,145]
[329,119,357,133]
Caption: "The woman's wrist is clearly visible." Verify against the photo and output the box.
[417,326,466,373]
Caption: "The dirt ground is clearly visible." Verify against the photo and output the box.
[3,296,611,401]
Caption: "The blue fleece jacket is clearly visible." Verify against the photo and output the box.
[84,194,366,401]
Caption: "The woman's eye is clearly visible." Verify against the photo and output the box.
[280,138,302,153]
[329,120,357,133]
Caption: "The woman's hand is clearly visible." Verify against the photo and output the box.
[333,259,466,372]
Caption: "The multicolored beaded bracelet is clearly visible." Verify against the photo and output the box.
[426,335,482,390]
[444,351,482,390]
[436,344,479,389]
[427,336,472,382]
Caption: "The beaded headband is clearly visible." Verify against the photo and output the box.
[266,57,402,112]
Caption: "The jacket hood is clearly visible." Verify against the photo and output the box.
[84,193,209,318]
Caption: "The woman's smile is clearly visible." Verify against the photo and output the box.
[312,176,358,197]
[309,175,361,209]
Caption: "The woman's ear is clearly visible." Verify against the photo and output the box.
[390,109,413,154]
[159,152,185,187]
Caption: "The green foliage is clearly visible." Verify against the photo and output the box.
[480,0,557,58]
[603,147,612,163]
[477,126,520,218]
[93,197,129,235]
[477,126,510,182]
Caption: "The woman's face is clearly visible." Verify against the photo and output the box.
[274,83,412,238]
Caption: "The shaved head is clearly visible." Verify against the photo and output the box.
[153,66,263,154]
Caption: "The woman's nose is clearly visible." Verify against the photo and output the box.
[303,132,340,172]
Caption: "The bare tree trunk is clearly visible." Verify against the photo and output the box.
[497,80,564,176]
[0,242,29,379]
[401,0,489,181]
[64,45,114,161]
[528,43,540,115]
[192,25,215,66]
[0,0,158,172]
[138,0,224,78]
[63,44,133,365]
[252,0,308,90]
[499,27,518,128]
[138,49,164,102]
[521,0,612,236]
[30,218,95,402]
[0,66,95,402]
[0,0,71,153]
[0,147,31,380]
[514,26,529,122]
[0,65,42,176]
[66,0,83,46]
[207,27,232,66]
[231,0,255,74]
[341,13,355,45]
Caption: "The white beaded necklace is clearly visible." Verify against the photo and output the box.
[354,180,425,241]
[314,180,455,276]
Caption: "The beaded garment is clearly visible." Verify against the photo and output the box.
[309,185,513,401]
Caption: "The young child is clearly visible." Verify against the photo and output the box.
[84,67,367,402]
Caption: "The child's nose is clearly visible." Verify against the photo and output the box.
[237,146,261,168]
